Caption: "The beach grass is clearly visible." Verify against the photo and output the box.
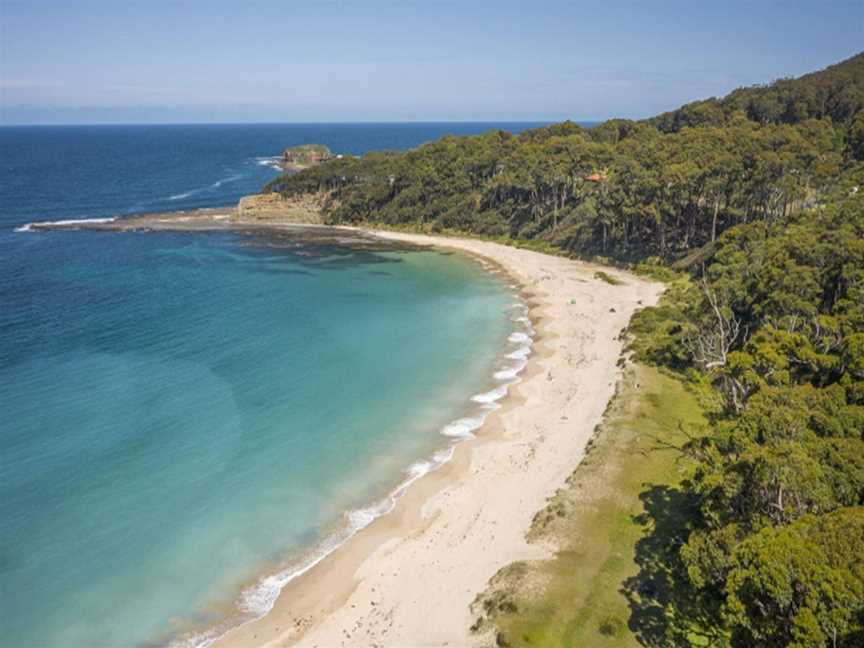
[593,270,623,285]
[475,363,708,647]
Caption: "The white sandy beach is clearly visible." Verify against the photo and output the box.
[213,232,663,648]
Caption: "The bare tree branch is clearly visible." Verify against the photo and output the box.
[684,277,744,371]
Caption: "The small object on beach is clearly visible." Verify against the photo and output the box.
[609,307,616,312]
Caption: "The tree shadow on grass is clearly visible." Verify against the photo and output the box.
[621,485,724,647]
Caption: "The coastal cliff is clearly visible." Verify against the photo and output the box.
[235,192,325,224]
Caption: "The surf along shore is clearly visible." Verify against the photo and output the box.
[24,208,662,647]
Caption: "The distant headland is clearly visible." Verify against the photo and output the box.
[279,144,339,171]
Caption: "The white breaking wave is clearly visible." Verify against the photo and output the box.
[254,156,283,171]
[234,526,349,618]
[210,174,243,189]
[507,344,532,360]
[494,358,529,381]
[471,384,509,404]
[168,190,197,201]
[172,262,536,648]
[441,415,486,439]
[392,457,438,499]
[14,217,116,232]
[431,445,456,464]
[345,497,397,535]
[168,173,245,201]
[212,436,464,639]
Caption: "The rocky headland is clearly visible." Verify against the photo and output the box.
[279,144,337,171]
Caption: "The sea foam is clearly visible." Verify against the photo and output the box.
[14,217,116,232]
[441,415,486,438]
[168,173,244,201]
[175,273,534,648]
[507,344,532,360]
[494,358,528,381]
[471,384,509,404]
[254,156,284,171]
[210,174,243,189]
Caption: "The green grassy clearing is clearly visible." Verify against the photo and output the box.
[473,364,709,647]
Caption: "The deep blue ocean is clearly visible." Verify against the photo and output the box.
[0,124,541,647]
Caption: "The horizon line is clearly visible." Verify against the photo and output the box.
[0,118,603,128]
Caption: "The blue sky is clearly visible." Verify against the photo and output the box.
[1,0,862,124]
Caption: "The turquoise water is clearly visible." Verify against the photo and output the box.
[1,229,523,647]
[0,124,538,647]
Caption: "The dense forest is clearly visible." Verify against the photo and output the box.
[266,53,864,646]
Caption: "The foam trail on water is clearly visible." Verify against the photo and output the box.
[187,429,471,646]
[254,156,284,171]
[168,173,244,201]
[441,415,486,439]
[494,358,528,381]
[471,384,509,404]
[15,217,116,232]
[210,174,243,189]
[345,497,397,535]
[507,344,531,360]
[169,190,197,201]
[173,268,535,648]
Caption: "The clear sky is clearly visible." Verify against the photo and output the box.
[1,0,862,124]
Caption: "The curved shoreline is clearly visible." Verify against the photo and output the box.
[17,213,662,646]
[168,247,534,648]
[209,231,663,648]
